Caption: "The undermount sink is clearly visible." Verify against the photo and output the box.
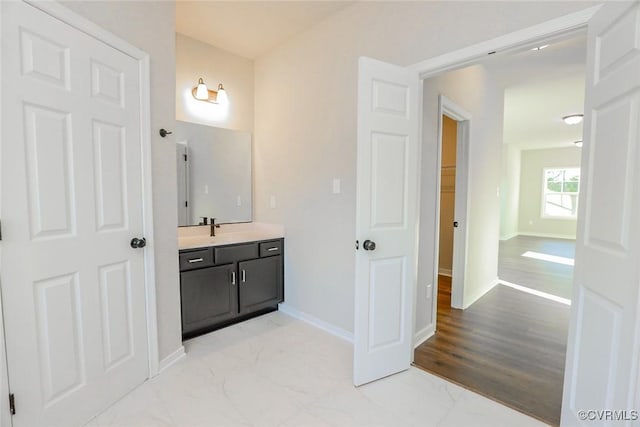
[178,227,284,250]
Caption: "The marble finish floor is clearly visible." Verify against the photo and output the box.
[87,312,546,427]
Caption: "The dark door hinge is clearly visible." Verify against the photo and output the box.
[183,154,188,162]
[185,201,188,207]
[0,219,3,240]
[9,393,15,415]
[453,221,459,228]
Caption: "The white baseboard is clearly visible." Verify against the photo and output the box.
[278,303,354,343]
[499,232,518,241]
[157,346,186,374]
[517,231,576,240]
[414,324,434,349]
[438,268,452,277]
[462,277,499,309]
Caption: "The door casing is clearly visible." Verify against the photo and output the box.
[0,2,159,425]
[409,5,601,347]
[437,97,471,313]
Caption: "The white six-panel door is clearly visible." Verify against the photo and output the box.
[1,2,149,425]
[562,2,640,425]
[353,57,419,386]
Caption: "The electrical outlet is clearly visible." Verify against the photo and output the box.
[332,178,341,194]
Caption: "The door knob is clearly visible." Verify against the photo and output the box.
[363,240,376,251]
[130,237,147,249]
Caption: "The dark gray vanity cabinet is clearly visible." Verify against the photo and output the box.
[239,256,283,314]
[180,264,237,335]
[179,238,284,339]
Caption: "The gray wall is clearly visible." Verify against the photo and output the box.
[176,33,254,132]
[418,65,504,333]
[500,144,522,240]
[61,1,181,362]
[518,147,581,238]
[254,1,596,336]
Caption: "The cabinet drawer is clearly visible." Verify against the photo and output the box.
[179,249,213,271]
[214,243,259,264]
[259,240,282,257]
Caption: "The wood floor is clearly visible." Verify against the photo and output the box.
[498,235,575,299]
[414,276,570,426]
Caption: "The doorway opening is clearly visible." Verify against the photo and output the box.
[413,30,586,426]
[437,115,458,282]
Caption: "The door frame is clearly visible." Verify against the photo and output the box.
[0,2,160,422]
[432,96,471,323]
[409,5,600,346]
[176,141,190,226]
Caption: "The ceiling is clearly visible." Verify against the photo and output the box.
[485,34,587,150]
[176,1,587,150]
[176,1,354,59]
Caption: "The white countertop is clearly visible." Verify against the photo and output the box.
[178,222,284,250]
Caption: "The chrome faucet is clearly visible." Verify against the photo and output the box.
[209,217,220,237]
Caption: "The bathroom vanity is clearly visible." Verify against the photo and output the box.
[178,224,284,340]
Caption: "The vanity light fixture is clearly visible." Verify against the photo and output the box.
[574,140,583,148]
[562,114,584,125]
[192,77,228,105]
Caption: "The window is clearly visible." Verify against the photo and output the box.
[543,168,580,218]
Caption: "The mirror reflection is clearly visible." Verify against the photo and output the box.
[175,120,252,226]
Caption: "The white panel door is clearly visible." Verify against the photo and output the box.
[353,57,419,386]
[1,2,149,426]
[561,2,640,425]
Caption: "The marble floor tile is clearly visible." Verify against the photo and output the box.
[88,312,547,427]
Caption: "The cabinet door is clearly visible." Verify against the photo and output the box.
[238,256,283,314]
[180,264,237,335]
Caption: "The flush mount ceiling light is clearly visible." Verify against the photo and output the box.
[574,140,583,147]
[563,114,584,125]
[192,78,228,105]
[530,44,549,51]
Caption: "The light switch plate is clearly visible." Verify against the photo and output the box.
[270,195,277,209]
[332,178,341,194]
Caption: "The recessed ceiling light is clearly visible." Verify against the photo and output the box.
[574,140,583,148]
[563,114,584,125]
[530,45,549,51]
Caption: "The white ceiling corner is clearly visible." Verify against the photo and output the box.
[176,1,354,59]
[486,33,588,150]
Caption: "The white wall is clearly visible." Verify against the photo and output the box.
[518,147,581,238]
[254,1,596,335]
[61,1,182,362]
[176,33,254,132]
[417,65,504,332]
[500,144,522,240]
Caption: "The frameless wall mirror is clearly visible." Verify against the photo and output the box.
[175,120,252,226]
